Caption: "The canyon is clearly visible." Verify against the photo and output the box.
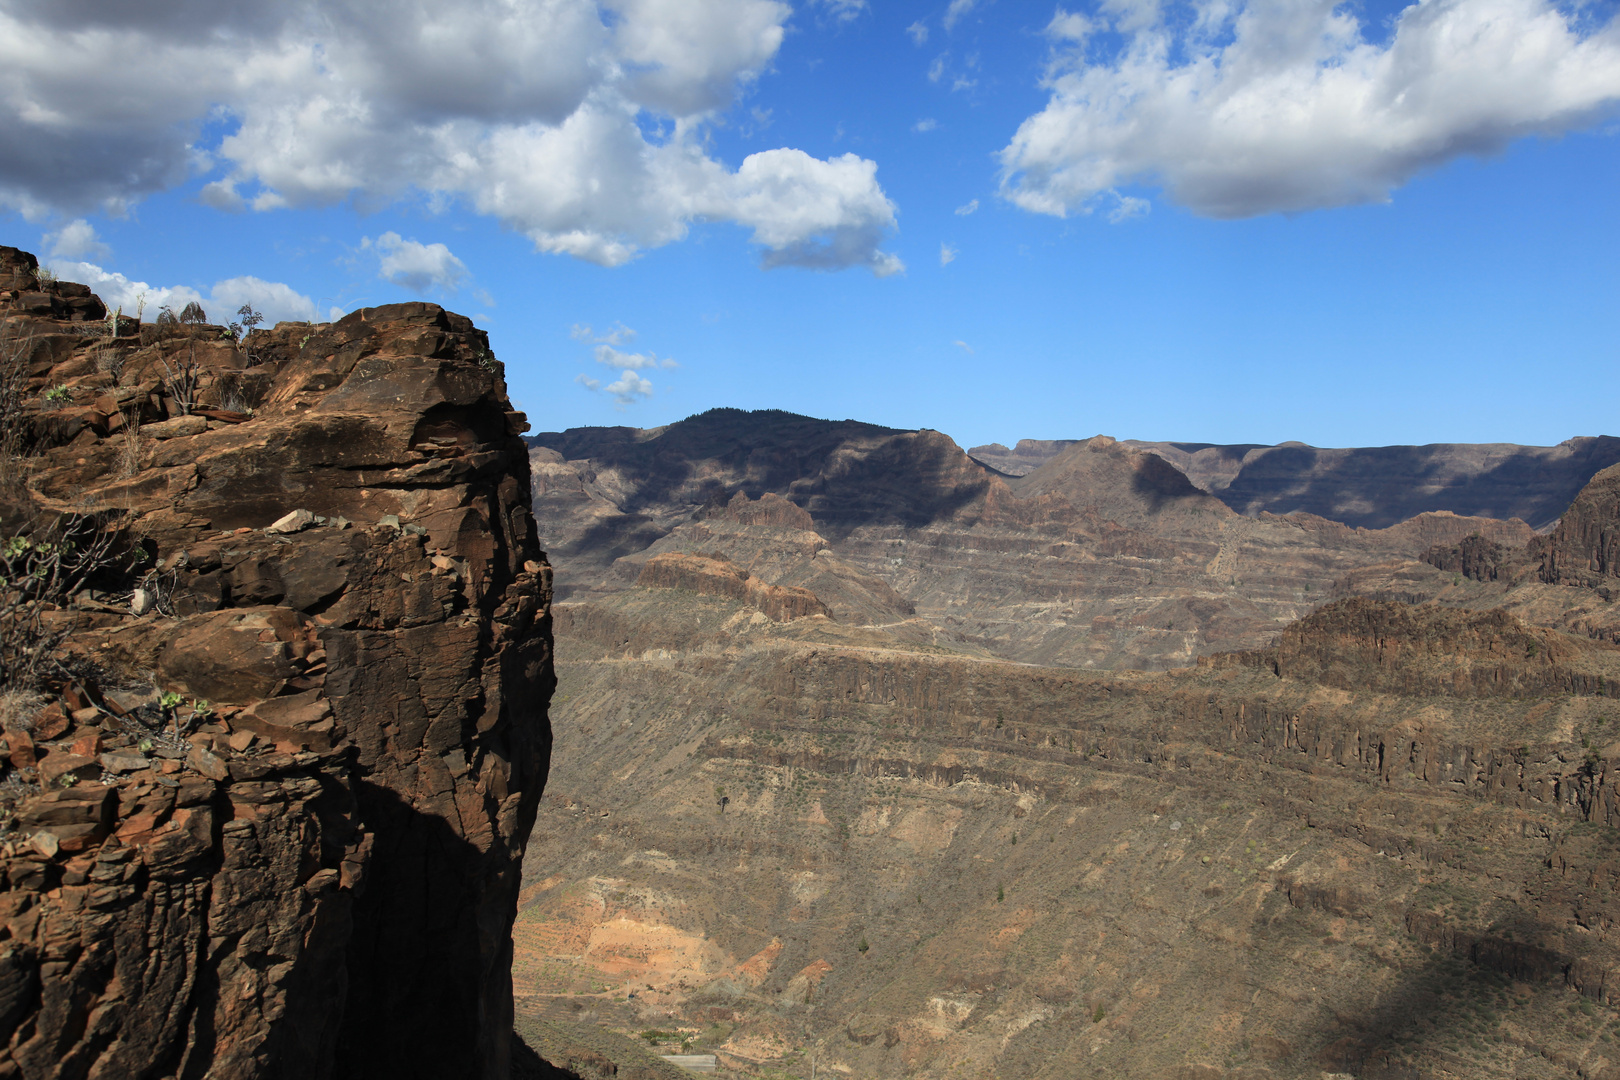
[2,248,1619,1080]
[519,411,1620,1079]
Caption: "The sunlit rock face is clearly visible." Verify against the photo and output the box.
[0,246,555,1080]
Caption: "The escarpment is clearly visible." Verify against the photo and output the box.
[0,247,555,1079]
[1539,462,1620,591]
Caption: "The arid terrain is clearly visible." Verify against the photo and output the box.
[516,410,1620,1080]
[2,249,1618,1080]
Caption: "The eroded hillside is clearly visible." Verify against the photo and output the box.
[532,415,1534,672]
[519,410,1620,1079]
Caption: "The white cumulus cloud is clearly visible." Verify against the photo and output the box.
[955,199,980,215]
[0,0,902,274]
[594,344,678,370]
[602,371,654,405]
[42,259,333,326]
[574,322,675,405]
[999,0,1620,220]
[363,232,468,293]
[907,20,929,45]
[940,243,957,266]
[44,219,110,261]
[913,118,939,133]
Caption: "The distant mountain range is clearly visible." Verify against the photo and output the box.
[968,435,1620,531]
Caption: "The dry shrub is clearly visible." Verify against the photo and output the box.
[0,688,45,732]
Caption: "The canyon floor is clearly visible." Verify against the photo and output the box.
[516,410,1620,1080]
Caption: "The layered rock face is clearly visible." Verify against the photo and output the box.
[532,414,1535,671]
[636,554,830,622]
[523,557,1620,1080]
[520,409,1620,1078]
[969,435,1620,532]
[0,250,554,1079]
[1539,462,1620,590]
[1129,436,1620,530]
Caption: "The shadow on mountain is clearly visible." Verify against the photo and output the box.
[1131,451,1208,510]
[1215,437,1620,530]
[534,408,995,541]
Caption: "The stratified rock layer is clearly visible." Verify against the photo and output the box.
[0,252,554,1080]
[1540,462,1620,590]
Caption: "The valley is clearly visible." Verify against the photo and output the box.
[514,410,1620,1079]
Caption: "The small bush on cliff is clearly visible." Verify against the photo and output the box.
[0,520,129,688]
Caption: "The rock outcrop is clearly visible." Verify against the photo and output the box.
[0,250,555,1079]
[1421,533,1517,581]
[1539,462,1620,590]
[1214,596,1620,698]
[637,553,829,622]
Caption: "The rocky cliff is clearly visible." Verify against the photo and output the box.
[0,246,555,1078]
[1539,463,1620,591]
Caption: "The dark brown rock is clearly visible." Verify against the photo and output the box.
[0,253,555,1080]
[1212,596,1620,698]
[1539,461,1620,589]
[1422,532,1515,581]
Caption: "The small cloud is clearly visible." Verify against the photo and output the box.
[44,219,110,261]
[928,55,948,83]
[42,258,323,326]
[197,180,245,212]
[815,0,867,22]
[952,76,977,92]
[943,0,981,31]
[954,340,974,354]
[913,118,939,133]
[939,243,957,267]
[907,20,928,45]
[1105,192,1150,223]
[572,322,636,346]
[1046,9,1096,43]
[871,251,905,277]
[955,199,980,215]
[363,232,468,293]
[575,324,674,404]
[746,107,774,135]
[595,343,677,370]
[603,371,654,406]
[251,191,289,212]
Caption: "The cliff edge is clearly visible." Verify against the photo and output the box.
[0,246,555,1078]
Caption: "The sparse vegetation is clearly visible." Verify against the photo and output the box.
[0,517,131,689]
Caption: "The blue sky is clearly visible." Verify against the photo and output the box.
[4,0,1617,450]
